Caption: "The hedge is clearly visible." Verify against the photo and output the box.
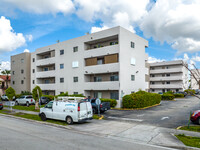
[42,95,55,101]
[162,94,175,100]
[100,98,117,107]
[122,91,161,109]
[184,89,195,95]
[174,93,184,98]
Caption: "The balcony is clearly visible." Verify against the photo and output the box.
[150,84,183,89]
[84,63,119,74]
[84,45,119,58]
[36,70,56,78]
[36,57,56,66]
[150,76,182,81]
[37,84,56,90]
[150,68,183,74]
[84,81,120,91]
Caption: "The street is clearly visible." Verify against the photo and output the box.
[0,115,176,150]
[105,96,200,128]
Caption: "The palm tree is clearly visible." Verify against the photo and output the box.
[1,70,11,89]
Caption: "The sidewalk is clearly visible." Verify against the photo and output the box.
[2,108,200,150]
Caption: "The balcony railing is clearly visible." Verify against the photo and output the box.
[150,68,183,74]
[84,81,120,90]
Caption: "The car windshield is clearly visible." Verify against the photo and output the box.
[45,102,53,108]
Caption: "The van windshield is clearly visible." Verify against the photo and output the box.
[45,102,53,109]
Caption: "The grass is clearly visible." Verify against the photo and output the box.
[179,126,200,133]
[4,105,45,112]
[175,134,200,148]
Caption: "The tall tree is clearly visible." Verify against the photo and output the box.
[1,70,11,89]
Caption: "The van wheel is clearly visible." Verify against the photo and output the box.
[26,101,29,107]
[15,101,19,105]
[66,116,73,125]
[40,113,47,121]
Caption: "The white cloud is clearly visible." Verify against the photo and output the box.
[0,61,10,71]
[24,49,30,53]
[148,56,165,63]
[140,0,200,52]
[1,0,75,15]
[91,26,109,33]
[0,16,26,52]
[26,35,33,42]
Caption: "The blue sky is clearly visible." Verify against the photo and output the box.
[0,0,200,70]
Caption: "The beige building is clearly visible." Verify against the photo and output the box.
[149,60,188,93]
[11,52,31,94]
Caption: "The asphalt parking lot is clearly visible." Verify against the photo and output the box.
[104,96,200,128]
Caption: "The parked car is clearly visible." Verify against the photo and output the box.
[39,96,50,105]
[195,89,200,95]
[83,98,110,114]
[39,99,93,124]
[1,94,15,101]
[15,95,35,106]
[174,91,187,97]
[158,92,163,95]
[0,102,3,110]
[190,110,200,124]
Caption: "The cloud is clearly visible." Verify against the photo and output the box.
[140,0,200,52]
[0,16,26,52]
[24,49,30,53]
[1,0,75,15]
[26,35,33,42]
[148,56,165,63]
[91,26,109,33]
[0,61,10,71]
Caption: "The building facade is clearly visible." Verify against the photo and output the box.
[190,69,200,90]
[11,52,31,94]
[149,60,188,93]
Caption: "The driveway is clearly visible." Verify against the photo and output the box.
[104,96,200,128]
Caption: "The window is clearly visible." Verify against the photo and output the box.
[73,46,78,52]
[21,59,24,63]
[131,42,135,48]
[94,92,102,98]
[13,81,15,85]
[110,92,119,100]
[166,74,170,77]
[60,64,64,69]
[21,69,24,74]
[73,77,78,82]
[151,74,155,77]
[33,69,35,73]
[44,80,50,84]
[162,66,165,69]
[151,82,155,85]
[60,92,64,94]
[110,75,119,81]
[162,82,165,84]
[131,58,136,65]
[33,58,35,62]
[44,67,49,71]
[60,78,64,83]
[152,89,155,92]
[12,71,15,75]
[12,60,15,64]
[33,80,35,84]
[167,89,170,92]
[97,58,104,65]
[60,49,64,55]
[166,81,170,84]
[21,80,24,84]
[44,55,49,59]
[176,89,179,92]
[110,41,118,45]
[166,66,169,69]
[162,89,165,93]
[72,61,79,68]
[94,76,102,82]
[162,74,165,77]
[131,75,135,81]
[150,67,154,70]
[74,92,78,95]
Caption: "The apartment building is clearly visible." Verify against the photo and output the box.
[11,52,31,94]
[149,60,188,93]
[11,26,149,107]
[191,69,200,90]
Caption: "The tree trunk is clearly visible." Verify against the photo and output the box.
[35,101,39,110]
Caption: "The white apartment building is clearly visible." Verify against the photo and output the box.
[191,69,200,90]
[11,26,149,107]
[149,60,188,93]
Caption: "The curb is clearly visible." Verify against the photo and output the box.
[0,113,72,130]
[176,126,183,130]
[99,115,104,120]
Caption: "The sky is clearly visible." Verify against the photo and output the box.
[0,0,200,71]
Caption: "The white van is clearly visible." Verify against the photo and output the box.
[39,97,93,124]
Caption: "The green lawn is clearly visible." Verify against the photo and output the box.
[4,105,45,112]
[175,134,200,148]
[179,126,200,133]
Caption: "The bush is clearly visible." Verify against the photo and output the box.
[184,89,195,95]
[165,91,174,94]
[100,98,117,107]
[6,87,16,100]
[15,94,21,99]
[21,91,32,95]
[162,94,175,100]
[32,86,42,102]
[174,93,184,98]
[69,94,85,97]
[122,92,161,109]
[58,92,68,96]
[42,95,55,101]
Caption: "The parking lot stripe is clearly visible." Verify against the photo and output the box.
[107,116,143,122]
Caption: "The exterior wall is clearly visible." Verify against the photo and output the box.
[149,60,188,93]
[191,69,200,89]
[11,52,31,94]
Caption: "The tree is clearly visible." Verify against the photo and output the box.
[1,69,11,89]
[32,86,42,110]
[5,87,16,112]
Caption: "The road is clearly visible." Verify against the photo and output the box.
[0,115,176,150]
[105,96,200,128]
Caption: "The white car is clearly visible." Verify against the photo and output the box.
[39,97,93,124]
[1,94,15,101]
[15,95,35,106]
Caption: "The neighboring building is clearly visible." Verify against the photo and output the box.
[0,75,11,96]
[11,52,31,94]
[191,69,200,90]
[149,60,188,93]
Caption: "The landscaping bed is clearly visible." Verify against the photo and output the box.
[175,134,200,148]
[4,105,45,112]
[178,126,200,133]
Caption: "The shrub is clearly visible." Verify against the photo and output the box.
[32,86,42,102]
[184,89,195,95]
[58,92,68,96]
[6,87,16,100]
[69,94,85,97]
[100,98,117,107]
[122,92,161,109]
[174,93,184,98]
[162,94,175,100]
[42,95,55,101]
[15,94,21,99]
[21,91,32,95]
[165,91,174,94]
